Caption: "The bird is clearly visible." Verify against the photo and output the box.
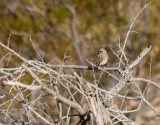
[95,48,108,72]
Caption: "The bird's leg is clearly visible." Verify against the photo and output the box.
[94,66,98,72]
[104,63,107,67]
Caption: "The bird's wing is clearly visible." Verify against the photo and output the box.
[96,55,103,66]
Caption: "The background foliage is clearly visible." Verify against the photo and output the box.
[0,0,160,124]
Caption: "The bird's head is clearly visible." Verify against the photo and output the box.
[98,48,106,54]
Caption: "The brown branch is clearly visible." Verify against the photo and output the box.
[22,64,85,115]
[64,2,85,65]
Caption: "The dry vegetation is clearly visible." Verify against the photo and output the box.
[0,0,160,125]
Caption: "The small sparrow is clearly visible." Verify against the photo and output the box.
[95,48,108,72]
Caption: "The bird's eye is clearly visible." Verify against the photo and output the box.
[98,51,101,54]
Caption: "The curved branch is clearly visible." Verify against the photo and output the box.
[131,77,160,89]
[129,46,152,69]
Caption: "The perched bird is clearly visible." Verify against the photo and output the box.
[95,48,108,72]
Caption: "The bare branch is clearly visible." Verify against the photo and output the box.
[64,2,85,65]
[128,46,152,69]
[122,1,152,54]
[3,81,42,91]
[131,77,160,89]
